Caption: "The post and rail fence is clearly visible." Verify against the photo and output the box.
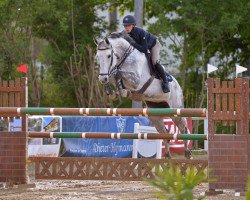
[0,77,249,193]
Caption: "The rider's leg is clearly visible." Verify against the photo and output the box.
[151,40,170,93]
[154,62,170,93]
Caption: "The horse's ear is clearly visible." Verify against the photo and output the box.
[105,37,110,45]
[93,37,100,46]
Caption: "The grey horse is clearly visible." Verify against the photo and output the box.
[95,32,192,159]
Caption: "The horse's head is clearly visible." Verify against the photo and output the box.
[95,32,132,84]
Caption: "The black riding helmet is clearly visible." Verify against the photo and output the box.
[123,15,136,26]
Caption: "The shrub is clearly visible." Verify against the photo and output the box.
[148,164,207,200]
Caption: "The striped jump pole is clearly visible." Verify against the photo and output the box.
[0,107,206,117]
[28,132,208,140]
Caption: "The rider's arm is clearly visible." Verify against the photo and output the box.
[130,29,148,54]
[131,42,147,53]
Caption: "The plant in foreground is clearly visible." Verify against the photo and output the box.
[246,174,250,200]
[147,164,207,200]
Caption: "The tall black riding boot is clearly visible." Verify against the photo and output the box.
[155,62,170,93]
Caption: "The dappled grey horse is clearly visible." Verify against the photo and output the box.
[95,32,191,159]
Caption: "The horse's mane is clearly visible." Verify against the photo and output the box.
[97,32,122,49]
[97,32,130,51]
[97,40,107,49]
[108,32,133,48]
[108,32,123,39]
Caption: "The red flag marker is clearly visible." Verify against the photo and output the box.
[17,64,27,74]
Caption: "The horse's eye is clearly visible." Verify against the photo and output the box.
[107,55,111,58]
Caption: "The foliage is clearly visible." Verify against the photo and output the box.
[106,0,134,15]
[147,164,207,200]
[0,0,37,79]
[1,0,249,109]
[32,0,107,107]
[141,0,250,139]
[246,174,250,200]
[0,0,110,107]
[145,0,250,108]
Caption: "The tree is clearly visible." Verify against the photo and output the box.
[108,1,118,32]
[0,0,44,106]
[0,1,33,78]
[145,0,250,107]
[144,0,249,148]
[0,0,110,107]
[32,0,108,107]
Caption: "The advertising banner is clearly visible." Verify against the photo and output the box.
[62,116,150,157]
[9,116,62,157]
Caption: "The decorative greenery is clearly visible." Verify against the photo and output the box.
[148,164,207,200]
[246,174,250,200]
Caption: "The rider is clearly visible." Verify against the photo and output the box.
[122,15,170,93]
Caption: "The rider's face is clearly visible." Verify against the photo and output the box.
[124,25,134,33]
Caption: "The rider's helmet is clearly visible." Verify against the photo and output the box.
[123,15,136,26]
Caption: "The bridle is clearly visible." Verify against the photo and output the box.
[97,40,134,78]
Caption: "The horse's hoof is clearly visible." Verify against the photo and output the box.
[109,93,117,100]
[165,152,172,159]
[185,149,192,159]
[120,89,128,97]
[127,91,132,98]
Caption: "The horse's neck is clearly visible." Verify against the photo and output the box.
[110,38,151,90]
[121,50,151,90]
[112,39,131,55]
[124,50,149,73]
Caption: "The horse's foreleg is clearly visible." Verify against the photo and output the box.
[104,83,118,100]
[171,117,193,159]
[148,116,171,158]
[164,139,171,158]
[114,73,129,98]
[114,79,125,97]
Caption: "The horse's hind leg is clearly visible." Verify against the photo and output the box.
[171,116,193,159]
[148,116,171,158]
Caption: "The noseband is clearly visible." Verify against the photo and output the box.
[98,43,134,78]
